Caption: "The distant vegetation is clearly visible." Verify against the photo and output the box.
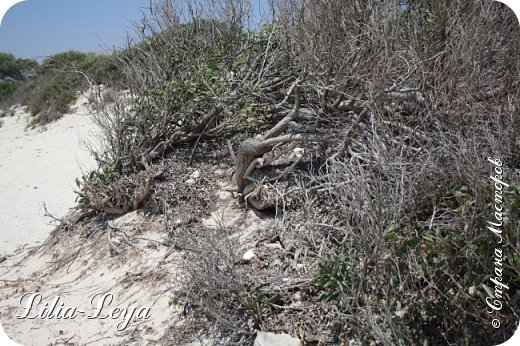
[0,52,37,101]
[0,50,121,125]
[0,52,37,80]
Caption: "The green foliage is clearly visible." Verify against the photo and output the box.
[27,73,81,122]
[102,19,275,171]
[42,51,121,87]
[79,53,122,86]
[0,52,37,103]
[242,281,280,328]
[314,182,520,344]
[26,114,41,129]
[314,246,361,303]
[0,79,22,101]
[168,295,181,307]
[0,52,37,80]
[41,50,88,72]
[2,50,123,125]
[74,163,121,210]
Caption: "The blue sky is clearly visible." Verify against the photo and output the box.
[0,0,151,60]
[0,0,271,61]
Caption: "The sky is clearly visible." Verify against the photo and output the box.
[0,0,272,61]
[0,0,152,60]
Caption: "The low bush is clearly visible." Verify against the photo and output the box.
[0,79,22,102]
[1,50,122,125]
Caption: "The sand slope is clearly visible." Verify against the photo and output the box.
[0,98,97,255]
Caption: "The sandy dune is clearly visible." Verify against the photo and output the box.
[0,97,270,345]
[0,97,97,255]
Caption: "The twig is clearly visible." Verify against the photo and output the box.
[189,107,223,165]
[227,139,237,163]
[107,226,122,255]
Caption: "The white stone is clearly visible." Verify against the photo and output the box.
[292,291,303,302]
[242,249,256,261]
[217,190,233,201]
[293,147,304,158]
[254,332,301,346]
[264,242,282,250]
[185,170,200,184]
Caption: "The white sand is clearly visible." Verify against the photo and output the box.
[0,211,181,346]
[0,98,97,255]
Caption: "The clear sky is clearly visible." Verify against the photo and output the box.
[0,0,271,61]
[0,0,166,60]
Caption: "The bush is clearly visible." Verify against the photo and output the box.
[74,162,121,211]
[91,15,283,173]
[0,52,37,104]
[0,79,22,102]
[1,50,123,126]
[0,52,37,80]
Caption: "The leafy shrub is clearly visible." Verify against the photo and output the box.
[0,52,37,80]
[0,80,22,101]
[92,17,279,173]
[67,1,520,344]
[1,50,123,125]
[74,163,121,210]
[313,171,520,345]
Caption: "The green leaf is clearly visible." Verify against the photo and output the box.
[482,284,494,298]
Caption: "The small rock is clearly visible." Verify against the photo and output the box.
[254,332,301,346]
[242,249,255,261]
[293,147,304,158]
[264,242,282,250]
[293,291,303,302]
[270,259,282,268]
[186,170,201,184]
[217,190,232,201]
[290,301,303,308]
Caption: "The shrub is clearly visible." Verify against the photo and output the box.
[91,15,283,173]
[0,79,21,102]
[74,162,121,210]
[0,52,37,80]
[1,50,123,125]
